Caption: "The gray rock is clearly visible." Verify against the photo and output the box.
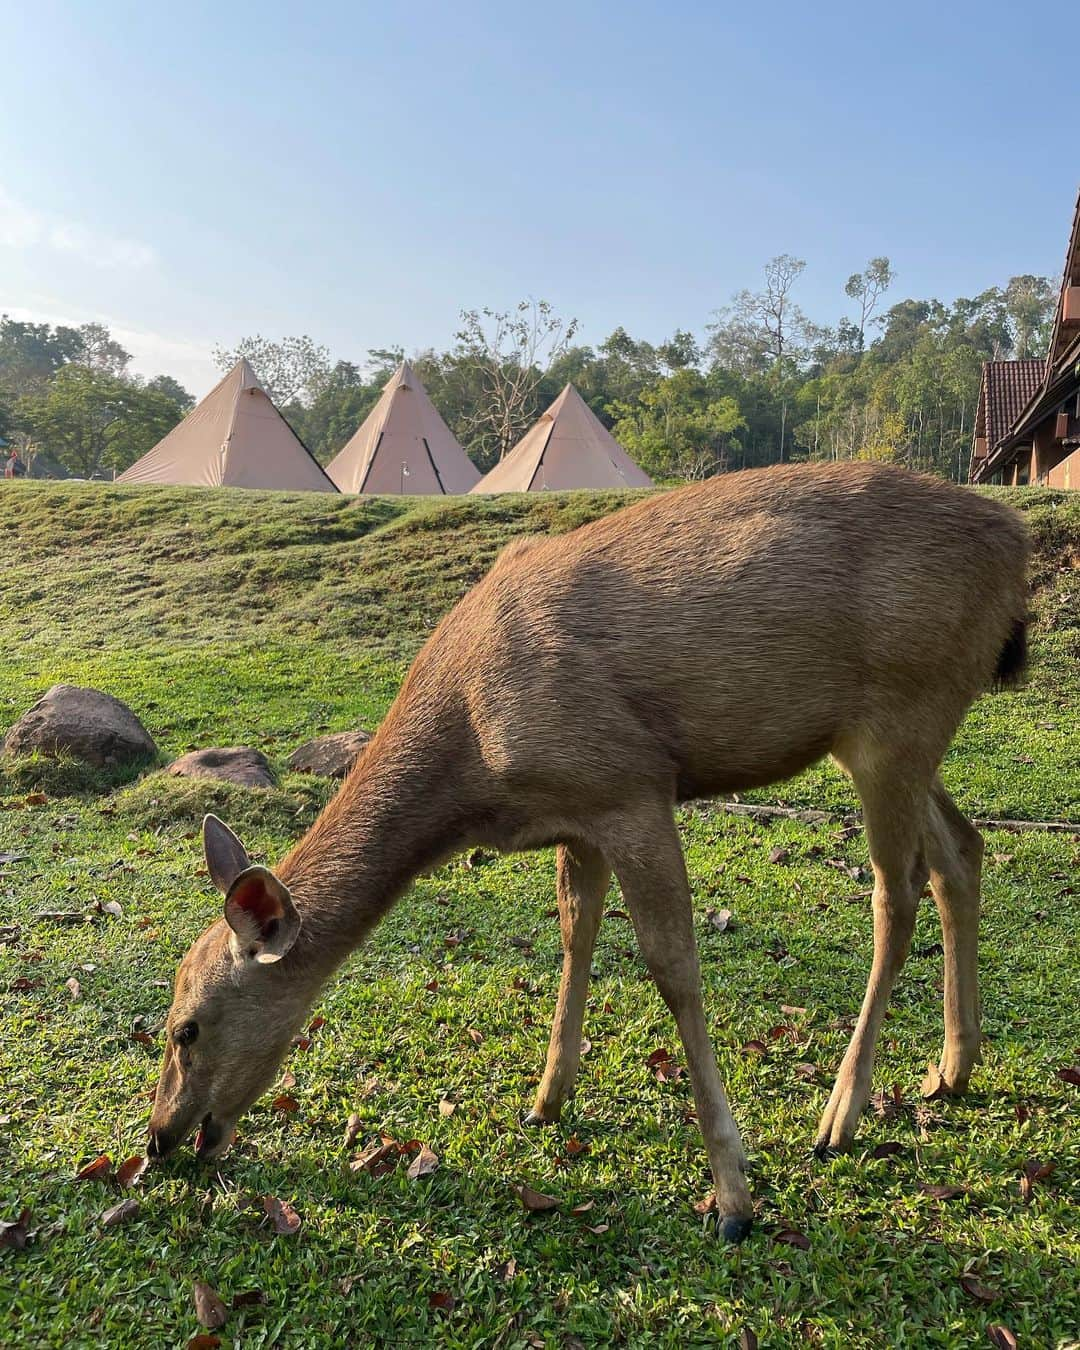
[167,746,275,789]
[286,729,371,779]
[3,684,157,768]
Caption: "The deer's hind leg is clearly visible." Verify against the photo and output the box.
[921,779,984,1098]
[816,743,931,1153]
[526,840,610,1125]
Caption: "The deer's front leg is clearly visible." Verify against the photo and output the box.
[526,841,609,1125]
[609,806,754,1243]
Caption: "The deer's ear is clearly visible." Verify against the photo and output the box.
[224,867,301,964]
[203,814,251,895]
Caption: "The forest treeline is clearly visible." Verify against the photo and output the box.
[0,256,1057,483]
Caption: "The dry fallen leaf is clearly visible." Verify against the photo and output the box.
[739,1331,759,1350]
[0,1208,32,1250]
[193,1281,229,1330]
[115,1155,149,1189]
[24,792,48,806]
[768,846,790,864]
[512,1183,559,1212]
[1020,1157,1055,1203]
[986,1326,1018,1349]
[406,1144,439,1181]
[280,1070,296,1090]
[101,1198,140,1228]
[467,1027,484,1046]
[261,1195,301,1235]
[343,1113,363,1149]
[693,1193,717,1216]
[570,1200,594,1216]
[706,907,734,932]
[438,1097,456,1117]
[741,1040,769,1056]
[918,1183,967,1201]
[350,1138,401,1177]
[494,1257,517,1281]
[231,1290,268,1309]
[645,1046,684,1081]
[773,1228,810,1250]
[428,1291,455,1315]
[271,1094,300,1114]
[1057,1065,1080,1086]
[959,1275,998,1303]
[871,1142,904,1159]
[308,1015,326,1034]
[75,1154,113,1183]
[187,1337,221,1350]
[65,977,81,1001]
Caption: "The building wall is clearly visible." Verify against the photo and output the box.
[1047,446,1080,489]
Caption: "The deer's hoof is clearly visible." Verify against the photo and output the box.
[523,1108,558,1127]
[719,1214,753,1244]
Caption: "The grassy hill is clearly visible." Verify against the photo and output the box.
[0,481,1078,1348]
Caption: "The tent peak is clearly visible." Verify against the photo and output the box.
[326,359,479,494]
[471,382,653,493]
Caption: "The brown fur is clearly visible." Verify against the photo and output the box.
[151,462,1029,1237]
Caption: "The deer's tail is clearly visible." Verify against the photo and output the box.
[993,616,1028,691]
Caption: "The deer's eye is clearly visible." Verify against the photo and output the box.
[174,1022,199,1047]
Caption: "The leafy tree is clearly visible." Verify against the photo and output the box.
[288,360,380,463]
[452,300,579,465]
[609,370,745,480]
[212,335,331,406]
[143,373,194,411]
[844,257,894,349]
[76,322,131,376]
[0,316,85,397]
[17,366,185,478]
[708,255,810,374]
[1003,275,1056,358]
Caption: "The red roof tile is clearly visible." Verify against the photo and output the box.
[979,359,1047,449]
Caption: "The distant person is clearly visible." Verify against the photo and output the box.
[4,449,27,479]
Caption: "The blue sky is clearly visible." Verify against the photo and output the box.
[2,0,1075,395]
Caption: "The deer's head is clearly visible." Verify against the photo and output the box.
[148,815,309,1162]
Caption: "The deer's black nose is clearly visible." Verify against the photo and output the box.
[147,1129,173,1159]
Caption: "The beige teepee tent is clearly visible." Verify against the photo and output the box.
[471,384,654,493]
[118,359,337,492]
[326,361,480,494]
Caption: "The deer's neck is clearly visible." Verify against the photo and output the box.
[276,706,473,984]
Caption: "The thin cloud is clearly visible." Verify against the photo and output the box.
[0,188,157,270]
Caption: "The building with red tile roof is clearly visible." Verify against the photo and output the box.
[971,187,1080,488]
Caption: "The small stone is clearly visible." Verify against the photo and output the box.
[167,747,275,788]
[285,730,371,779]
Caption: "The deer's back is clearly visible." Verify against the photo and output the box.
[413,463,1029,807]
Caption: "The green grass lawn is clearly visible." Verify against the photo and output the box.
[1,482,1078,1349]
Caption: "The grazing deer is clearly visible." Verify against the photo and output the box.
[149,463,1029,1242]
